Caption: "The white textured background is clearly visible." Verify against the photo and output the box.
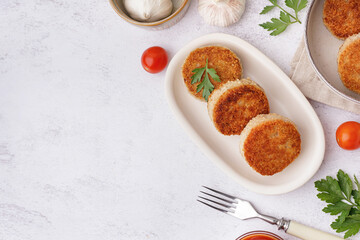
[0,0,359,239]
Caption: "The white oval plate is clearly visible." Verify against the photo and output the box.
[165,33,325,195]
[305,0,360,104]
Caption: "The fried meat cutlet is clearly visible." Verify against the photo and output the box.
[207,79,269,136]
[182,46,242,101]
[338,33,360,94]
[239,113,301,176]
[323,0,360,39]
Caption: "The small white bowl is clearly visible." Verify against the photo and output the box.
[109,0,190,30]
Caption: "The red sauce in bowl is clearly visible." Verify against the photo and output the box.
[237,231,283,240]
[241,235,278,240]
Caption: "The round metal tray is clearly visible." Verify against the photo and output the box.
[304,0,360,105]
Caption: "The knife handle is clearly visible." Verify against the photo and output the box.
[286,221,343,240]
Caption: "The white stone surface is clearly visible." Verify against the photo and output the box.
[0,0,359,239]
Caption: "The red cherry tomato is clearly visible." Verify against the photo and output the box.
[336,121,360,150]
[141,46,168,74]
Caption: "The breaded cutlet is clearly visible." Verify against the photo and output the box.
[239,113,301,176]
[338,33,360,94]
[207,79,269,136]
[323,0,360,39]
[182,46,242,101]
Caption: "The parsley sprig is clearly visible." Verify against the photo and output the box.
[259,0,308,36]
[191,59,220,101]
[315,170,360,238]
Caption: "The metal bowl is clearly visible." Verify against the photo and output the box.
[109,0,190,30]
[304,0,360,104]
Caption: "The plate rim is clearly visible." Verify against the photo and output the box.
[304,0,360,105]
[165,33,325,195]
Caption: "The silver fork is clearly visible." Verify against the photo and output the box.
[198,186,343,240]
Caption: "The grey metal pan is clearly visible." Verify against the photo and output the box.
[304,0,360,105]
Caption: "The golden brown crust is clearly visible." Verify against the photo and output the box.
[182,46,242,101]
[338,34,360,94]
[212,84,269,135]
[242,119,301,176]
[323,0,360,39]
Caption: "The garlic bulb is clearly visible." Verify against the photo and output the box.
[198,0,246,27]
[124,0,173,22]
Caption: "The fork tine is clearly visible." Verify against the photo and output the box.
[200,191,237,204]
[202,186,237,200]
[197,199,229,213]
[198,196,234,209]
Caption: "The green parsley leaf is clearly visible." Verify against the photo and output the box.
[297,0,308,12]
[332,215,360,238]
[196,72,213,101]
[323,201,352,224]
[350,208,360,215]
[338,170,353,200]
[279,11,291,23]
[315,176,344,203]
[355,175,360,190]
[190,59,221,101]
[349,214,360,221]
[315,170,360,238]
[270,24,288,36]
[191,68,206,84]
[207,68,220,83]
[285,0,308,13]
[259,17,290,36]
[260,5,276,14]
[285,0,300,12]
[353,190,360,206]
[260,0,308,36]
[285,0,308,18]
